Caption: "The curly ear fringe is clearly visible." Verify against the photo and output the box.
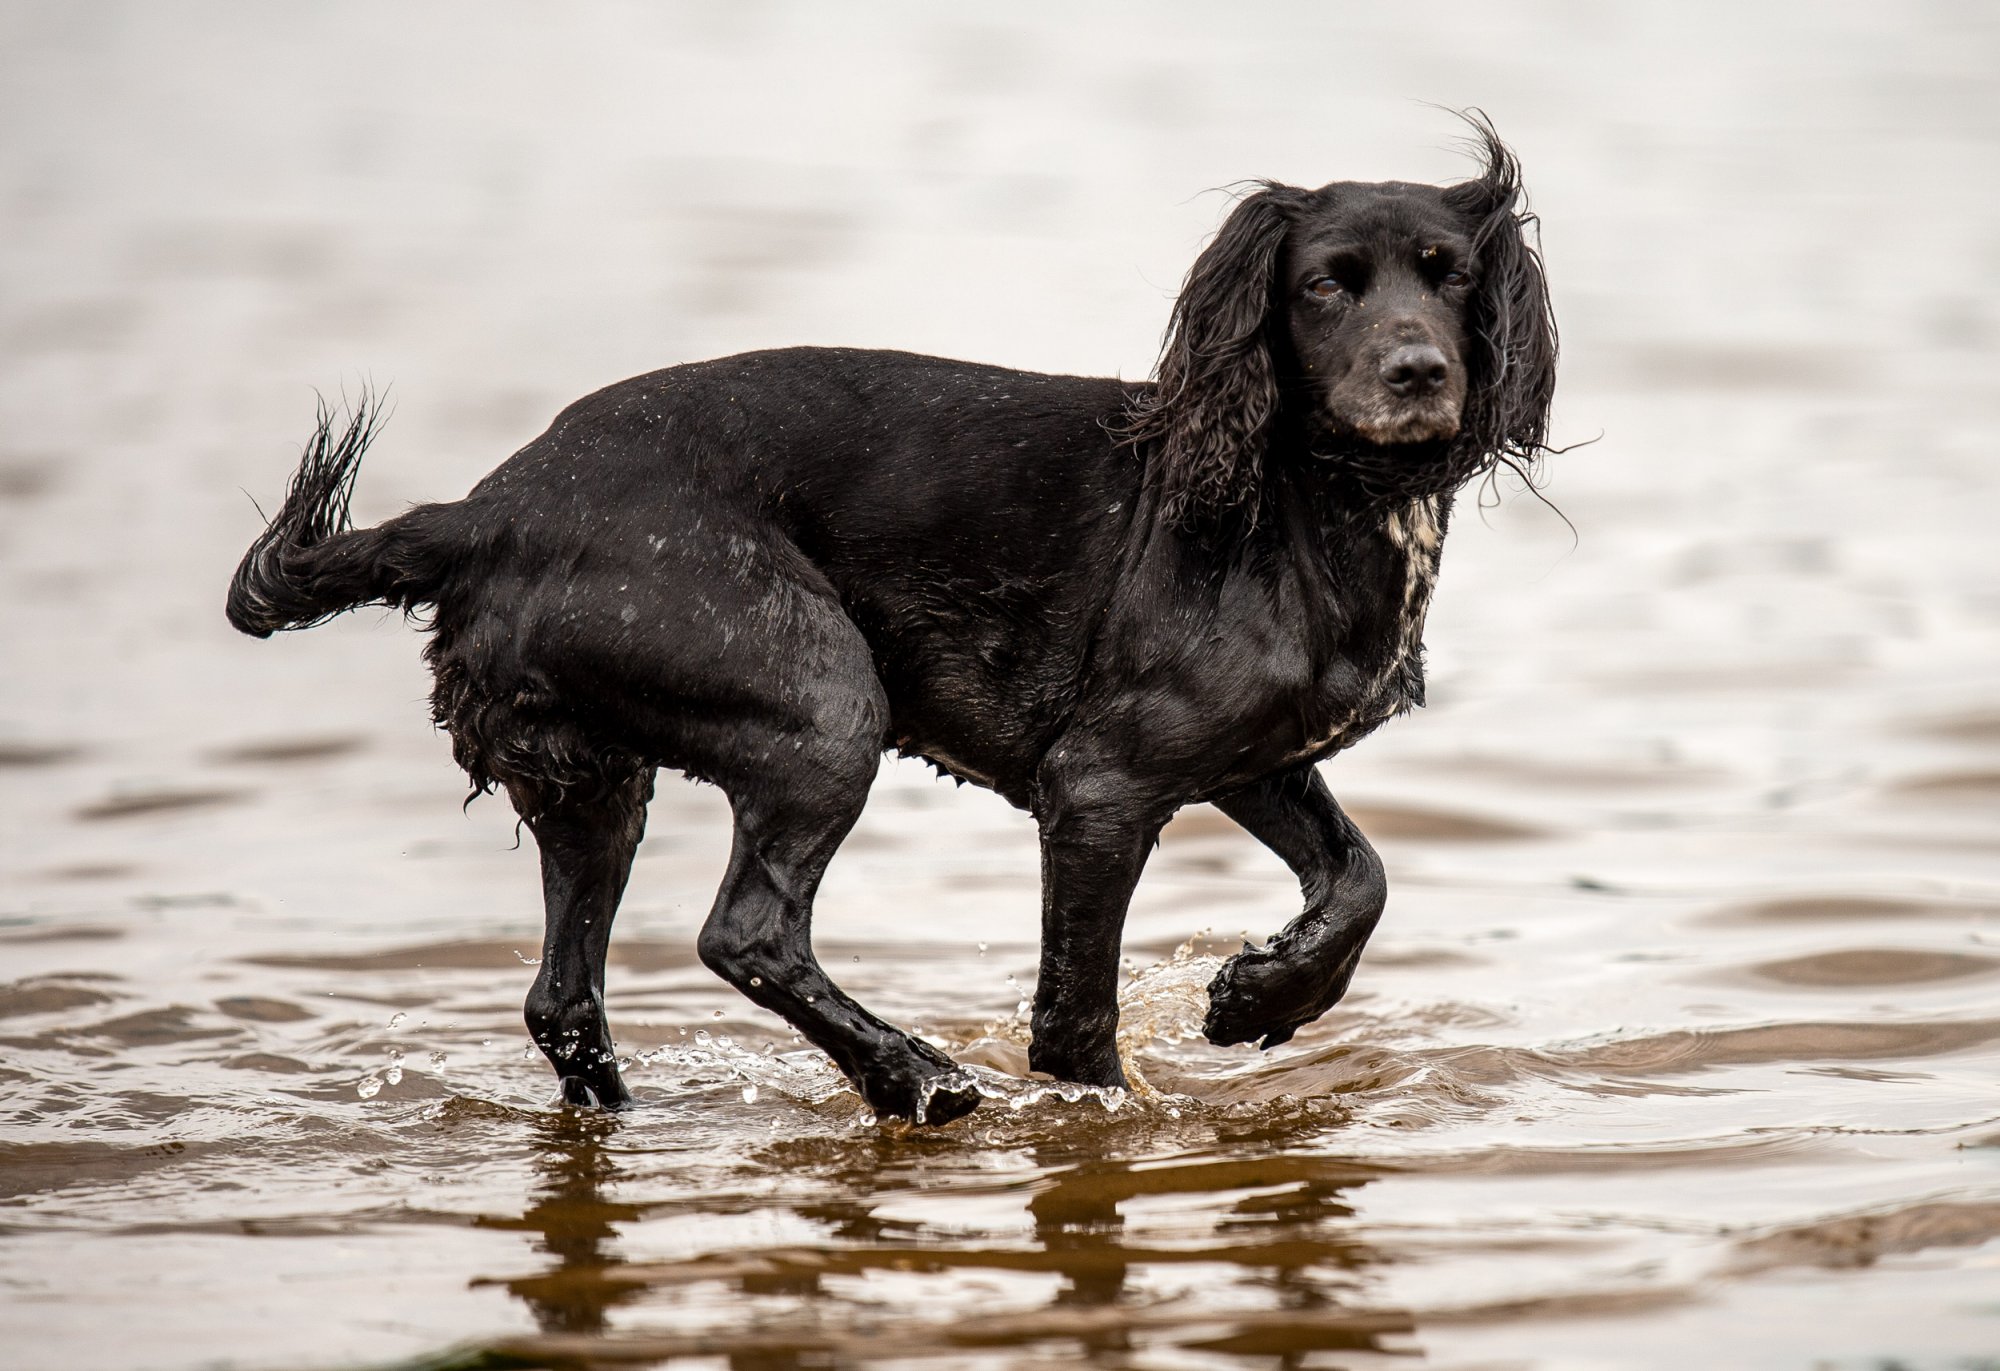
[1121,184,1301,530]
[1442,110,1559,491]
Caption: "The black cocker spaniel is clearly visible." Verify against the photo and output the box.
[228,117,1556,1124]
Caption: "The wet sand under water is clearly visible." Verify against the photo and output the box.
[5,4,2000,1368]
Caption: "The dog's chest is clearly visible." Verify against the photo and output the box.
[1291,494,1444,761]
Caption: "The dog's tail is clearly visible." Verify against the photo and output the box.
[226,391,457,638]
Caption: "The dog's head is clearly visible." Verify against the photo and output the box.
[1283,181,1475,447]
[1129,117,1557,523]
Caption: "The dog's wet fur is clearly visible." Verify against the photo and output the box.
[227,121,1555,1123]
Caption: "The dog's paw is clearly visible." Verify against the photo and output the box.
[558,1070,633,1111]
[862,1038,981,1126]
[1202,940,1345,1051]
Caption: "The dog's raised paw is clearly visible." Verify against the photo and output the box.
[1202,943,1324,1050]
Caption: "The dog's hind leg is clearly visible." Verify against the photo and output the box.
[1200,765,1387,1050]
[572,560,972,1126]
[518,769,654,1108]
[473,523,978,1123]
[693,657,982,1126]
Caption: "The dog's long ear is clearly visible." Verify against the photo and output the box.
[1128,184,1302,529]
[1444,115,1557,475]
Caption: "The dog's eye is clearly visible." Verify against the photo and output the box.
[1441,269,1470,287]
[1308,277,1343,299]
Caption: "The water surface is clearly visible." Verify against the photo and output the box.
[4,3,2000,1367]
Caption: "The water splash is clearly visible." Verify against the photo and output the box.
[1114,936,1225,1050]
[612,939,1241,1126]
[633,1029,855,1109]
[971,932,1222,1098]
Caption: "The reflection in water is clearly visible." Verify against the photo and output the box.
[471,1115,1407,1365]
[1025,1145,1402,1364]
[476,1112,645,1337]
[1028,1149,1132,1313]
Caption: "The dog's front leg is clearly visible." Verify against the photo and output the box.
[1028,760,1169,1090]
[1202,765,1387,1050]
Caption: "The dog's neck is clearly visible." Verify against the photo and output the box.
[1263,419,1464,529]
[1250,476,1448,766]
[1258,438,1452,639]
[1299,429,1483,507]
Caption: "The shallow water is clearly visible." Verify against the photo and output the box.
[6,3,2000,1367]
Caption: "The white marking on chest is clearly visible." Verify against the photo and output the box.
[1382,493,1443,665]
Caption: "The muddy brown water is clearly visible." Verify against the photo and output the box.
[6,4,2000,1368]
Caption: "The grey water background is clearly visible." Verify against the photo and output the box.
[4,3,2000,1368]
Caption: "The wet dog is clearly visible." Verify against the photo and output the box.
[227,120,1555,1124]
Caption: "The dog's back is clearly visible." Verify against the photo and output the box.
[232,348,1149,808]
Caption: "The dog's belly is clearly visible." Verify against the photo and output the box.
[880,663,1065,807]
[831,569,1100,807]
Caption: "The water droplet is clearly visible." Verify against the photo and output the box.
[712,1009,725,1019]
[693,1029,711,1046]
[428,1051,447,1070]
[356,1076,383,1099]
[805,995,816,1004]
[482,1038,493,1048]
[977,942,988,955]
[514,949,541,966]
[749,976,762,987]
[856,1110,877,1127]
[1015,999,1030,1015]
[741,1083,759,1104]
[851,954,860,963]
[521,1043,535,1060]
[679,1026,688,1037]
[386,1012,406,1030]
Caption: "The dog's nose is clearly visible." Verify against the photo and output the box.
[1379,344,1448,398]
